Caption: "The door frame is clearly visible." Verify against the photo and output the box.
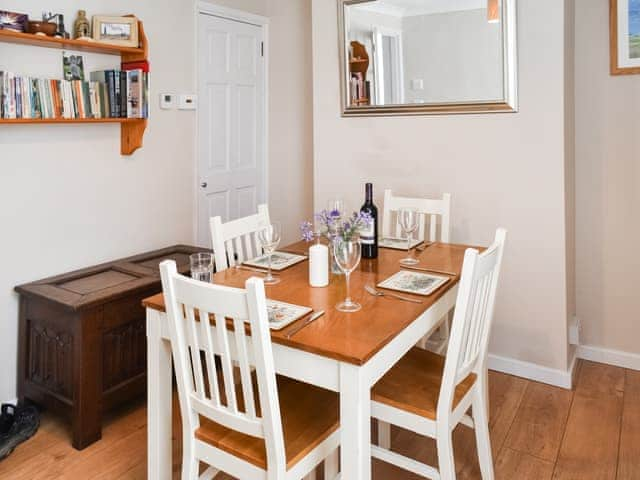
[194,1,270,246]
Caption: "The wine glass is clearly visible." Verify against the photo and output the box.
[258,222,282,285]
[399,208,419,265]
[333,235,362,312]
[327,198,345,218]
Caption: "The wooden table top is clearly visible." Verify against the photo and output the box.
[143,241,480,366]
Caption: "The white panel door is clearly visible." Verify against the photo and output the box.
[197,13,265,246]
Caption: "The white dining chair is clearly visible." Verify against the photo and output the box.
[159,261,340,480]
[210,204,271,272]
[382,190,452,353]
[372,228,507,480]
[382,189,451,244]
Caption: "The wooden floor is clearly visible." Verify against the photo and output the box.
[0,360,638,479]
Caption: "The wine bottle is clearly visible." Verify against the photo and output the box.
[360,183,378,259]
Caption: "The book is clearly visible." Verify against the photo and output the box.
[1,68,150,120]
[121,60,150,73]
[126,69,143,118]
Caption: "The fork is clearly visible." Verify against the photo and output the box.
[365,285,423,304]
[415,242,433,253]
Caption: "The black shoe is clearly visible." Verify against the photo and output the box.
[0,404,40,461]
[0,405,16,436]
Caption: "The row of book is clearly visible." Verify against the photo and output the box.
[350,72,371,105]
[0,62,150,120]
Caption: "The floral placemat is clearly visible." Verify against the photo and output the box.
[244,251,307,271]
[379,237,423,250]
[377,270,449,296]
[267,300,312,330]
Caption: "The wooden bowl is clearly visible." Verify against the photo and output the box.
[26,21,57,36]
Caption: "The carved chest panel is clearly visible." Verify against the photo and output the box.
[15,245,208,449]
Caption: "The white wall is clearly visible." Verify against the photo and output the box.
[0,0,313,403]
[0,0,196,403]
[575,0,640,357]
[312,0,573,372]
[402,9,504,103]
[564,0,576,366]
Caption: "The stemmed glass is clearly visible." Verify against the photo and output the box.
[333,235,362,312]
[399,208,419,265]
[327,198,345,218]
[258,222,282,285]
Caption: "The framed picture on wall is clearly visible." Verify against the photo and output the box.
[611,0,640,74]
[91,15,139,48]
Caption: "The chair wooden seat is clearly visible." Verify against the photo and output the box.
[372,347,476,420]
[196,375,339,470]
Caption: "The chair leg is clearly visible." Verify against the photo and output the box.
[377,420,391,449]
[324,448,339,480]
[473,389,495,480]
[436,429,456,480]
[181,439,199,480]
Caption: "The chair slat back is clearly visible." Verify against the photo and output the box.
[438,229,507,416]
[382,190,451,243]
[160,261,286,471]
[210,204,271,271]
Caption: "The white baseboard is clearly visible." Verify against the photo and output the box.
[577,344,640,371]
[488,353,576,390]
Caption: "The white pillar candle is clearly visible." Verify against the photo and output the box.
[309,243,329,287]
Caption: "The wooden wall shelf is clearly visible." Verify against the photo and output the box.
[0,29,144,57]
[0,118,142,124]
[0,18,149,155]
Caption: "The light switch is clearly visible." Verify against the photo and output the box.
[411,79,424,91]
[160,93,174,110]
[178,94,197,110]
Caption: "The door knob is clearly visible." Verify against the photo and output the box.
[200,182,208,188]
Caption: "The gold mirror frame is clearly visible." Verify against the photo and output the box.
[338,0,519,116]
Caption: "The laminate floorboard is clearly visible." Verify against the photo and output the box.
[0,361,638,479]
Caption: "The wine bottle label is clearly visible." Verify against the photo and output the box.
[360,222,375,245]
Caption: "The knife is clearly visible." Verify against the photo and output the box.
[400,265,457,276]
[236,265,280,275]
[286,310,325,339]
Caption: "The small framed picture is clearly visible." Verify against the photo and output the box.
[92,15,138,48]
[0,10,28,32]
[611,0,640,74]
[62,52,85,81]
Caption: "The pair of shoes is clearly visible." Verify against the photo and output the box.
[0,404,40,461]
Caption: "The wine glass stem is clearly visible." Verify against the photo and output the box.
[345,272,352,304]
[407,235,411,259]
[267,253,273,280]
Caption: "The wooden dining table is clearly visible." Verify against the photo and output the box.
[143,241,478,480]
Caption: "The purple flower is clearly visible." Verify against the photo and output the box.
[300,221,314,242]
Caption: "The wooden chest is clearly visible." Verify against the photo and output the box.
[15,245,208,449]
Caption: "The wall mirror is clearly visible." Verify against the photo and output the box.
[338,0,518,116]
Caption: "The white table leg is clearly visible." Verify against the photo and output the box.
[340,363,371,480]
[147,309,173,480]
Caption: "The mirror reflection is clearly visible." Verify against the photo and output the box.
[343,0,508,109]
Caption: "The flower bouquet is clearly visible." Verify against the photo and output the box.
[301,208,372,273]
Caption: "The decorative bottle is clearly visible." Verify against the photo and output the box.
[360,183,378,259]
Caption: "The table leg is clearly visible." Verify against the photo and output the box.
[340,362,371,480]
[147,309,173,480]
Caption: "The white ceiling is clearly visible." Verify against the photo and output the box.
[356,0,486,17]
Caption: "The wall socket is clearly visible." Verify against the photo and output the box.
[178,94,197,110]
[569,316,581,345]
